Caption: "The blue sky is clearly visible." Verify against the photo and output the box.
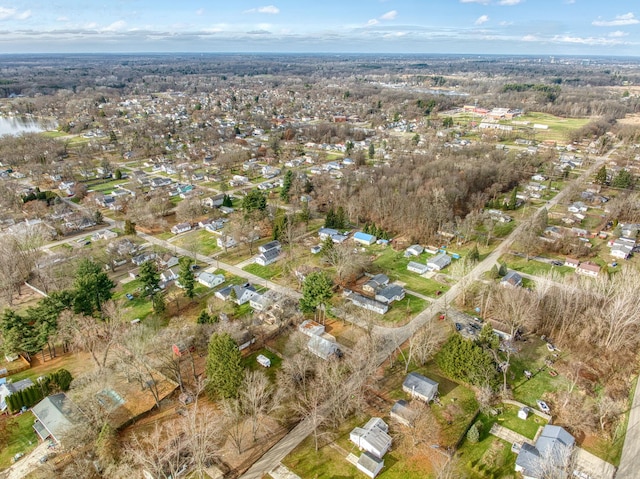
[0,0,639,55]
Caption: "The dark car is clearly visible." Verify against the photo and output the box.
[191,264,201,271]
[455,323,462,331]
[551,260,563,266]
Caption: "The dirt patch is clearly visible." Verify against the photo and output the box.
[618,113,640,126]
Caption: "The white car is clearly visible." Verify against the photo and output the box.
[537,400,551,414]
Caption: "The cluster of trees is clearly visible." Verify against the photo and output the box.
[362,222,391,240]
[324,205,347,230]
[5,368,73,412]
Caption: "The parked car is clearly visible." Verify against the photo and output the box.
[455,323,462,331]
[125,293,134,300]
[537,399,551,414]
[551,260,563,266]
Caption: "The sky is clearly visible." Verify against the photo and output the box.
[0,0,639,56]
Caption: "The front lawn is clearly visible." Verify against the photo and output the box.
[0,413,39,469]
[380,294,428,324]
[243,262,284,281]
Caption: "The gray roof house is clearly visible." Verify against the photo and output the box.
[407,261,429,275]
[427,253,451,271]
[32,393,83,443]
[259,240,281,254]
[357,452,385,478]
[515,425,575,479]
[375,284,406,305]
[404,244,424,257]
[501,270,523,288]
[307,334,342,360]
[0,378,34,411]
[215,284,258,305]
[403,372,439,403]
[350,417,392,459]
[347,292,389,315]
[298,319,326,337]
[255,247,281,266]
[197,272,225,289]
[363,274,390,293]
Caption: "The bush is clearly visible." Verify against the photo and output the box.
[467,424,480,443]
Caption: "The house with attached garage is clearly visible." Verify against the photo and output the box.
[255,247,281,266]
[363,274,389,294]
[515,425,575,479]
[375,284,405,305]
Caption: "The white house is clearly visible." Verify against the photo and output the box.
[197,272,225,289]
[217,236,237,249]
[357,452,384,479]
[215,284,258,305]
[160,268,179,283]
[407,261,429,275]
[255,248,280,266]
[350,418,392,458]
[576,261,601,277]
[404,244,424,257]
[171,222,191,235]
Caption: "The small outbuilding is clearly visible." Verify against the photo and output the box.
[356,452,384,478]
[353,232,377,246]
[518,407,530,420]
[350,418,392,459]
[390,400,419,427]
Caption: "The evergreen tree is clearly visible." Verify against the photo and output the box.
[595,165,608,185]
[139,260,160,296]
[489,264,500,279]
[179,257,195,299]
[197,310,214,324]
[613,169,633,189]
[498,262,508,277]
[368,143,375,159]
[72,259,115,315]
[467,424,480,443]
[436,334,498,388]
[321,235,335,256]
[280,170,294,202]
[205,333,243,399]
[272,213,288,242]
[300,271,333,314]
[335,206,347,229]
[468,244,480,263]
[124,219,137,235]
[114,169,122,180]
[325,206,336,228]
[222,194,233,208]
[152,292,165,314]
[242,189,267,214]
[299,201,310,225]
[507,187,518,210]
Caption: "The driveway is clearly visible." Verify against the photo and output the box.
[616,376,640,478]
[574,448,616,479]
[0,442,49,479]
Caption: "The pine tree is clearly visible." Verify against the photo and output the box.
[280,170,293,202]
[595,165,608,185]
[498,262,508,277]
[197,310,212,324]
[325,206,336,228]
[368,143,375,159]
[467,424,480,443]
[300,271,333,314]
[507,187,518,210]
[469,244,480,263]
[222,194,233,208]
[205,333,243,399]
[139,260,160,296]
[335,206,347,229]
[124,219,137,235]
[179,257,195,299]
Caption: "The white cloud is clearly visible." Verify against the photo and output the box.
[244,5,280,14]
[0,7,31,21]
[475,15,489,25]
[498,0,522,5]
[57,16,69,22]
[499,21,513,26]
[380,10,398,20]
[592,12,639,27]
[609,30,628,37]
[367,19,379,26]
[552,34,625,45]
[460,0,490,4]
[103,20,127,32]
[521,34,538,41]
[196,8,205,16]
[565,0,575,3]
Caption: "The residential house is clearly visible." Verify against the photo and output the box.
[353,232,377,246]
[565,258,580,268]
[390,400,419,427]
[215,284,258,305]
[298,319,326,337]
[318,228,339,241]
[347,292,389,315]
[427,253,451,271]
[255,248,281,266]
[197,272,225,289]
[32,393,83,443]
[404,244,424,257]
[331,233,349,244]
[568,202,588,213]
[160,268,179,283]
[132,252,156,266]
[350,418,392,458]
[171,222,191,235]
[515,425,575,479]
[357,452,385,479]
[407,261,429,275]
[363,274,389,294]
[307,334,342,360]
[375,284,406,305]
[202,195,225,208]
[501,270,523,288]
[609,237,635,259]
[402,372,439,403]
[259,241,281,254]
[576,261,601,277]
[0,378,34,412]
[217,236,237,249]
[158,254,179,269]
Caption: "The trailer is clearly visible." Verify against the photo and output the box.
[256,354,271,368]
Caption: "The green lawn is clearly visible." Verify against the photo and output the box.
[242,349,283,383]
[493,221,517,238]
[381,294,428,324]
[85,178,126,194]
[372,248,451,297]
[0,413,39,469]
[173,229,219,256]
[112,279,154,321]
[243,262,284,281]
[500,255,576,277]
[514,112,590,142]
[486,405,545,440]
[457,434,518,479]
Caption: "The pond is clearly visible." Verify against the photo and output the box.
[0,116,56,136]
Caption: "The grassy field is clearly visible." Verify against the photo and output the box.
[500,255,575,277]
[0,413,39,469]
[173,229,219,256]
[242,348,282,383]
[372,248,451,297]
[484,404,545,440]
[243,262,284,280]
[112,279,154,321]
[85,178,128,195]
[457,434,518,479]
[381,294,428,324]
[513,112,590,143]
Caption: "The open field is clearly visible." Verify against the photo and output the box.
[0,412,39,470]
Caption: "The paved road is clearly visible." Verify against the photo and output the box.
[616,377,640,478]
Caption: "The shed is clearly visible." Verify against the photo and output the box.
[518,407,530,420]
[501,270,523,287]
[402,372,439,403]
[404,244,424,257]
[307,334,342,360]
[390,400,419,427]
[298,319,325,337]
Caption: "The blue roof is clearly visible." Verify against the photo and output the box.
[354,231,376,242]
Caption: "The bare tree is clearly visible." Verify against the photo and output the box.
[240,370,273,442]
